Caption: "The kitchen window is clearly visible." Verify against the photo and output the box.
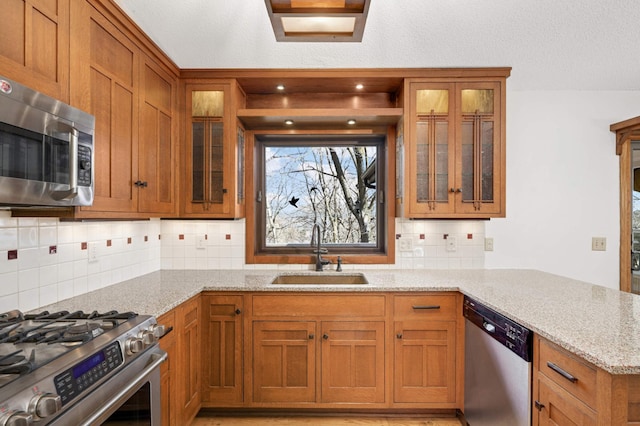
[247,133,395,264]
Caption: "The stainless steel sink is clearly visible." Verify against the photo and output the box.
[270,273,369,285]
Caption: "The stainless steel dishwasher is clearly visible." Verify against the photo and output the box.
[463,296,533,426]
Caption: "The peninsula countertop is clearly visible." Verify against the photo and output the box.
[35,269,640,375]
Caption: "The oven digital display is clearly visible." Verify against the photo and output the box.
[54,341,123,406]
[72,351,105,378]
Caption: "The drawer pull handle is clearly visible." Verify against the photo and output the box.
[412,305,441,310]
[534,400,545,411]
[547,361,578,383]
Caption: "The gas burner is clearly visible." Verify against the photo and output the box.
[66,322,103,337]
[52,322,105,346]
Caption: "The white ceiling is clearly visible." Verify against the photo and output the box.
[113,0,640,91]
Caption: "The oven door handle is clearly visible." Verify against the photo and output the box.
[80,351,167,426]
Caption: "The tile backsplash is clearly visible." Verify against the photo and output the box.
[0,212,161,312]
[0,213,485,312]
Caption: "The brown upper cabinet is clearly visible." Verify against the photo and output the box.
[1,0,509,221]
[181,80,246,218]
[0,0,70,101]
[67,0,179,218]
[400,75,508,218]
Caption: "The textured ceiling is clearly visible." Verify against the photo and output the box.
[112,0,640,91]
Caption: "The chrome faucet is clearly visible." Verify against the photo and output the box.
[311,223,330,271]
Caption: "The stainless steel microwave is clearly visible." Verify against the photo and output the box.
[0,76,95,207]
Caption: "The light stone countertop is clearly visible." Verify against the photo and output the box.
[35,269,640,375]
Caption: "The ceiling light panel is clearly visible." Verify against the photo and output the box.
[265,0,370,42]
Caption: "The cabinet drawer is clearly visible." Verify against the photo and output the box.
[393,294,458,320]
[252,294,386,317]
[537,338,597,408]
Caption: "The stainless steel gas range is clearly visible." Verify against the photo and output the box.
[0,310,168,425]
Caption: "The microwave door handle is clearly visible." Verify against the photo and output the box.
[51,127,79,201]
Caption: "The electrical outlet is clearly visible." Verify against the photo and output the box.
[592,237,606,251]
[484,237,494,252]
[446,236,457,252]
[197,236,207,250]
[88,242,99,263]
[399,238,413,252]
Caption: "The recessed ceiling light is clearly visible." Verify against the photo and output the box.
[276,84,285,91]
[284,120,294,126]
[355,84,364,90]
[347,119,356,125]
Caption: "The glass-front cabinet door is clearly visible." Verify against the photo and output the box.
[404,79,505,218]
[183,82,245,217]
[408,83,455,215]
[456,82,502,215]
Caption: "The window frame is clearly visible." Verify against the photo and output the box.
[246,129,396,266]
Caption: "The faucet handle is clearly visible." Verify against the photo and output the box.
[336,256,342,272]
[313,248,329,254]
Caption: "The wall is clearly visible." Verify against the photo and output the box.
[486,90,640,289]
[1,90,639,312]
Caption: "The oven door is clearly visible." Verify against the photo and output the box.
[49,346,167,426]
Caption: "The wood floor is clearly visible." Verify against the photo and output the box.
[191,415,464,426]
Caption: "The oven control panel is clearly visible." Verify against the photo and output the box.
[53,341,123,406]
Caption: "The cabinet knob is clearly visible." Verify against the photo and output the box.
[322,334,329,340]
[235,308,242,315]
[396,333,403,339]
[308,334,314,339]
[456,188,462,193]
[534,400,545,411]
[449,188,455,193]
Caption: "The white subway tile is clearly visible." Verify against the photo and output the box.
[18,248,39,270]
[39,284,58,306]
[0,272,18,297]
[0,294,19,313]
[18,288,39,312]
[18,268,39,292]
[18,233,38,254]
[0,228,18,251]
[0,253,18,274]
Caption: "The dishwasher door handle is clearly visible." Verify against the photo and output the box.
[482,321,496,333]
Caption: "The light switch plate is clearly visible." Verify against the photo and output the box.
[592,237,606,251]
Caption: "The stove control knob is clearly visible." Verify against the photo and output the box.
[1,411,33,426]
[125,337,144,355]
[29,393,62,419]
[139,329,155,345]
[149,324,166,339]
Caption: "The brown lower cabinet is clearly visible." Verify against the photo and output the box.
[160,296,201,425]
[161,291,464,421]
[157,310,176,426]
[532,335,640,425]
[201,294,244,405]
